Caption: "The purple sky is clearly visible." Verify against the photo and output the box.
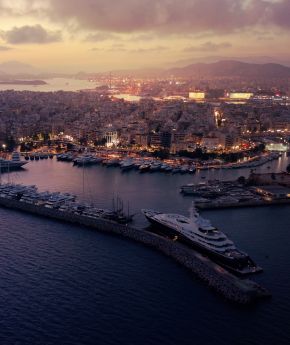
[0,0,290,72]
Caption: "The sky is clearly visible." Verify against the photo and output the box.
[0,0,290,73]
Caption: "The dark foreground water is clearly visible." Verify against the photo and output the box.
[1,156,290,345]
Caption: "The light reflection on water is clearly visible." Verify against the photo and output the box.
[0,153,290,345]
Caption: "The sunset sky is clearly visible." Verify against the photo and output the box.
[0,0,290,72]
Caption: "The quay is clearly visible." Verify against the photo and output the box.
[0,196,271,305]
[181,174,290,210]
[196,198,290,210]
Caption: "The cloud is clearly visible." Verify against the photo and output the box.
[45,0,290,34]
[89,47,101,52]
[89,43,125,52]
[184,41,232,53]
[1,25,61,44]
[0,45,12,51]
[265,0,290,29]
[130,33,156,41]
[0,0,49,16]
[2,1,290,36]
[90,45,168,53]
[85,32,119,42]
[257,36,274,41]
[110,43,125,48]
[130,46,169,53]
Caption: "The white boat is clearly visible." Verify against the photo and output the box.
[0,151,28,170]
[120,159,135,171]
[142,204,262,276]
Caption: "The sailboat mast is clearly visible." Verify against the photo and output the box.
[82,159,85,198]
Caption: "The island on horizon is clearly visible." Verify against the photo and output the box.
[0,79,47,86]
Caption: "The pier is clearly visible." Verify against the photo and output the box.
[196,198,290,210]
[0,195,271,305]
[181,177,290,210]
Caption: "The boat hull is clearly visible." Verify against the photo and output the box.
[0,162,28,171]
[121,165,134,171]
[144,214,260,276]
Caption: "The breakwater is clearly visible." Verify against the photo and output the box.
[0,197,271,304]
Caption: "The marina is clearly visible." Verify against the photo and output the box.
[50,150,282,175]
[1,154,290,344]
[17,148,282,177]
[0,182,270,304]
[180,175,290,210]
[2,7,290,342]
[0,183,133,224]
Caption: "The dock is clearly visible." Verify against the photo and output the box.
[0,195,271,305]
[196,198,290,210]
[181,177,290,210]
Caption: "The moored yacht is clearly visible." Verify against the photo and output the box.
[120,159,135,171]
[139,163,151,172]
[0,151,28,171]
[142,204,262,276]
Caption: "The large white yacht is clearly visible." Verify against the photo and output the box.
[142,204,262,275]
[0,151,28,170]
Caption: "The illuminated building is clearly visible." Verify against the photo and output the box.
[229,92,253,100]
[189,92,206,100]
[105,131,119,148]
[265,143,288,152]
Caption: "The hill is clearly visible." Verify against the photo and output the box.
[166,60,290,79]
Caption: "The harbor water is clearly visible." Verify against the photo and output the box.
[1,155,290,345]
[0,78,97,92]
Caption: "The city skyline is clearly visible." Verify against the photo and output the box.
[1,0,290,72]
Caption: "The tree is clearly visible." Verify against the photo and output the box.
[152,149,170,160]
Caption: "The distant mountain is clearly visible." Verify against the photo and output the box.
[169,56,290,68]
[0,70,8,77]
[0,61,39,75]
[1,59,290,81]
[165,60,290,79]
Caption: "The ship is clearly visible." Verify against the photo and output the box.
[0,151,28,171]
[142,204,262,276]
[120,159,135,171]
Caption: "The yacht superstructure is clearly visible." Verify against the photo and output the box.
[0,151,28,171]
[142,204,261,275]
[0,183,133,224]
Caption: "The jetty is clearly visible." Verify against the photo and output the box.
[0,188,271,305]
[181,174,290,210]
[196,198,290,210]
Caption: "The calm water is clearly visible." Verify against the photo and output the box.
[1,156,290,345]
[0,78,97,92]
